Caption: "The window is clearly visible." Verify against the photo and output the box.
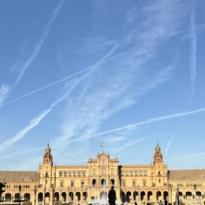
[81,181,85,187]
[59,171,62,177]
[101,179,106,186]
[143,179,146,187]
[60,181,64,187]
[64,171,67,177]
[110,179,115,185]
[71,181,75,187]
[92,179,97,187]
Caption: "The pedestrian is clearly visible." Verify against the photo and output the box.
[108,186,116,205]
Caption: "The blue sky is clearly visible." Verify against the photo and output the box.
[0,0,205,170]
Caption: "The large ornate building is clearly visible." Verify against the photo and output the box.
[0,144,205,205]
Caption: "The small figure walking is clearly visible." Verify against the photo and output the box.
[108,186,116,205]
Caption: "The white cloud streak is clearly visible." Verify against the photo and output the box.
[0,43,119,157]
[87,107,205,140]
[0,85,10,107]
[0,79,76,155]
[190,10,197,101]
[51,0,188,157]
[14,0,66,86]
[165,134,174,158]
[1,69,87,108]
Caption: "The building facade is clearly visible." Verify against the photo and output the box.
[0,144,205,205]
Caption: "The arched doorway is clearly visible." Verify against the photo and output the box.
[24,193,30,201]
[83,192,88,201]
[147,191,153,201]
[76,192,81,201]
[133,192,139,201]
[54,192,59,202]
[163,191,168,201]
[45,192,50,204]
[126,192,131,203]
[140,192,145,201]
[69,192,74,201]
[156,191,161,201]
[14,193,20,201]
[38,193,43,202]
[186,191,192,200]
[61,192,66,202]
[5,193,12,202]
[196,191,202,197]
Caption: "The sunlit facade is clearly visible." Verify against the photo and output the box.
[0,144,205,205]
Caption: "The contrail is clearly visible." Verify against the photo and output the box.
[2,43,118,108]
[169,152,205,161]
[0,44,119,154]
[1,69,87,108]
[14,0,66,86]
[84,107,205,140]
[0,79,75,154]
[190,11,197,101]
[165,134,174,158]
[0,85,10,107]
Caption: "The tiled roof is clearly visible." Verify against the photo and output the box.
[169,169,205,181]
[0,171,39,183]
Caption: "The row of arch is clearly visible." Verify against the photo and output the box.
[4,193,30,202]
[38,192,88,202]
[121,191,168,203]
[177,191,203,198]
[3,190,204,203]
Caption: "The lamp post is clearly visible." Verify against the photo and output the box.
[194,184,199,205]
[19,185,22,205]
[168,184,172,205]
[137,185,140,205]
[34,185,37,205]
[175,188,180,205]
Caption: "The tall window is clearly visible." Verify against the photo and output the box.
[92,179,97,187]
[71,181,75,187]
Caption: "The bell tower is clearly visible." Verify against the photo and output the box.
[43,143,53,166]
[152,144,168,189]
[153,144,163,164]
[39,144,54,188]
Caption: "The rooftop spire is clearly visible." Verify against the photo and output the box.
[153,143,163,164]
[43,143,53,166]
